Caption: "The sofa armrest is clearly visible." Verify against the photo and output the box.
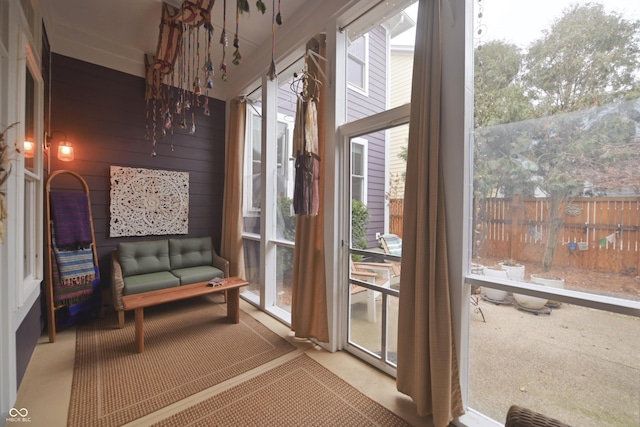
[211,249,230,277]
[111,249,125,311]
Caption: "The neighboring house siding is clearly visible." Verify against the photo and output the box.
[389,48,414,198]
[347,26,388,248]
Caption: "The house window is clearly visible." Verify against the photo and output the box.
[350,138,367,203]
[347,34,369,94]
[466,1,640,425]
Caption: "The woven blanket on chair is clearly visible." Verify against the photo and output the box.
[50,191,92,249]
[54,246,96,287]
[51,247,96,305]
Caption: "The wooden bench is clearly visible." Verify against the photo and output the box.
[121,277,248,353]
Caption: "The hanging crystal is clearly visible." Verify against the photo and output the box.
[233,2,242,66]
[267,0,278,80]
[276,0,282,25]
[220,0,228,81]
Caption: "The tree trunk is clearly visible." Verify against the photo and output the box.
[542,194,564,271]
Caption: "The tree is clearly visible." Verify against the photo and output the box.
[523,4,640,270]
[524,4,640,115]
[474,41,535,199]
[473,41,536,256]
[475,3,640,271]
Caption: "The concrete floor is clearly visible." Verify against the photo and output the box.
[468,296,640,427]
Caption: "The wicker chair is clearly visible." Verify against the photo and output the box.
[505,405,572,427]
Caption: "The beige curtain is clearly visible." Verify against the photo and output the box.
[220,98,246,278]
[396,1,464,426]
[291,35,329,342]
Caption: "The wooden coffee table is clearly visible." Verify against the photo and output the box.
[122,277,248,353]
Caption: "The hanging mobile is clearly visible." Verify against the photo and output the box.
[276,0,282,25]
[266,0,277,80]
[204,22,214,89]
[220,0,228,81]
[233,1,242,65]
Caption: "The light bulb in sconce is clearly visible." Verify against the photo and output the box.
[24,140,35,158]
[57,141,74,162]
[45,130,75,162]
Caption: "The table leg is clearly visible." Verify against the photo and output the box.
[226,288,240,323]
[134,308,144,353]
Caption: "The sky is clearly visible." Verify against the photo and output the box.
[478,0,640,48]
[391,0,640,48]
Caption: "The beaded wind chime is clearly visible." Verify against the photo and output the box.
[145,0,282,155]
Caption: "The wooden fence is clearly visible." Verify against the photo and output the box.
[388,196,640,273]
[476,196,640,273]
[389,198,404,238]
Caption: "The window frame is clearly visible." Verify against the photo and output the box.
[243,105,263,217]
[347,33,370,95]
[350,137,368,204]
[457,1,640,425]
[243,107,295,218]
[17,31,44,308]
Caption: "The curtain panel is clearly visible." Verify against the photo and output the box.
[291,35,330,343]
[395,1,464,426]
[220,98,246,278]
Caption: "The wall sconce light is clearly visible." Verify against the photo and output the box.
[45,130,75,162]
[23,140,35,159]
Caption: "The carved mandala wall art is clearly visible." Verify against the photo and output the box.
[110,166,189,237]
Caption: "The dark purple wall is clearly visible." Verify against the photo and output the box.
[15,296,42,388]
[48,53,227,305]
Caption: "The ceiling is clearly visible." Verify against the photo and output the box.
[39,0,418,100]
[41,0,316,100]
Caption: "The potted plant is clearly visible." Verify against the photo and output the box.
[482,265,509,301]
[513,292,548,310]
[499,259,525,282]
[530,274,565,307]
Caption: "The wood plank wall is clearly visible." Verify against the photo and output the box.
[47,54,227,306]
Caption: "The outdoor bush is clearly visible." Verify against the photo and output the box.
[351,199,369,262]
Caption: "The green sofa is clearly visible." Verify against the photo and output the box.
[111,236,229,327]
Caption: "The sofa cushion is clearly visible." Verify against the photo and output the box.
[169,237,213,270]
[172,265,224,285]
[123,271,180,295]
[119,240,171,277]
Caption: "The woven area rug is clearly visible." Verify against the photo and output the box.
[152,354,411,427]
[68,296,295,427]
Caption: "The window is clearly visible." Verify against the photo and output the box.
[20,51,44,306]
[243,106,293,218]
[347,34,368,93]
[241,62,300,320]
[350,138,367,203]
[244,107,262,216]
[467,1,640,425]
